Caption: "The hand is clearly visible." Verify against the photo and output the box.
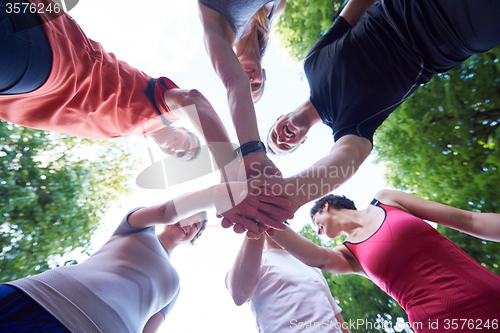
[214,178,293,238]
[218,150,281,184]
[243,151,282,179]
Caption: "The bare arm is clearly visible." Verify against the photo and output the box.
[166,88,236,177]
[128,186,217,228]
[227,135,371,238]
[271,227,355,275]
[376,189,500,242]
[128,180,293,232]
[198,3,260,145]
[340,0,377,26]
[226,237,265,305]
[256,135,372,214]
[142,312,165,333]
[335,313,351,333]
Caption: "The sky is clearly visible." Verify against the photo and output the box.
[66,0,389,332]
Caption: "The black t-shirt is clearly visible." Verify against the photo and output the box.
[303,0,483,143]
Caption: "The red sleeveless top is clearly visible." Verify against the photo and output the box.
[344,201,500,332]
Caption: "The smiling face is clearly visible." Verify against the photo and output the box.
[149,126,200,160]
[167,212,207,245]
[267,114,308,155]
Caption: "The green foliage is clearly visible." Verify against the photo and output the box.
[374,47,500,274]
[299,225,409,333]
[274,0,343,61]
[0,121,137,282]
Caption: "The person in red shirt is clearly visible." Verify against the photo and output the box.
[0,0,228,161]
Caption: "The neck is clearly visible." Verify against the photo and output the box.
[158,233,178,253]
[341,209,368,236]
[234,23,261,60]
[292,99,322,128]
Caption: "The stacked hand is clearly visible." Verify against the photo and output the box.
[213,175,293,238]
[214,152,292,238]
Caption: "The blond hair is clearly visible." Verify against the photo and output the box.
[253,6,271,57]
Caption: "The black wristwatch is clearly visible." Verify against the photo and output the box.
[234,140,267,159]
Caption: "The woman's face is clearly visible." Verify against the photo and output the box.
[168,215,205,244]
[312,209,342,239]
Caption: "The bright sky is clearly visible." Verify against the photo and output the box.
[67,1,389,332]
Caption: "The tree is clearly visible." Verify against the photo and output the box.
[274,0,344,61]
[374,48,500,274]
[0,121,137,282]
[299,225,410,333]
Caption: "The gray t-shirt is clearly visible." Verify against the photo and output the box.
[8,208,180,333]
[199,0,281,42]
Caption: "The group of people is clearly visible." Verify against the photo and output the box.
[1,0,500,332]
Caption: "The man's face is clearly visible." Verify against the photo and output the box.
[267,114,307,155]
[153,126,199,160]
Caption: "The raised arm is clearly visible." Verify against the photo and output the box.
[198,3,281,179]
[225,135,371,238]
[142,312,165,333]
[164,88,236,178]
[128,180,293,232]
[258,135,372,214]
[226,237,265,305]
[376,189,500,242]
[198,3,260,145]
[271,227,355,275]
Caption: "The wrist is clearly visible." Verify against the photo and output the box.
[234,140,267,159]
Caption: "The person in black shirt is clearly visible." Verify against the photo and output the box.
[255,0,500,227]
[269,0,500,155]
[220,0,500,239]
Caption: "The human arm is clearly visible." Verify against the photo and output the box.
[142,312,165,333]
[336,313,351,333]
[376,190,500,242]
[165,88,236,179]
[128,180,292,232]
[223,135,371,237]
[226,237,265,305]
[198,3,281,178]
[256,135,372,215]
[198,4,259,145]
[271,227,355,275]
[339,0,377,26]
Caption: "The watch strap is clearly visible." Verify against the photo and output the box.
[234,140,267,158]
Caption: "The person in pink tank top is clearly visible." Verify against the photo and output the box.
[271,189,500,333]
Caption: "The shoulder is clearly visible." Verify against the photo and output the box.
[113,207,153,235]
[198,1,234,41]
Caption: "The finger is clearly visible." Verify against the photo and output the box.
[245,229,262,239]
[220,218,234,229]
[265,228,276,237]
[233,223,246,234]
[246,225,268,239]
[258,202,294,221]
[216,213,223,218]
[224,214,259,233]
[258,194,291,207]
[253,211,287,231]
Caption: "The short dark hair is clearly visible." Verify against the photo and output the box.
[310,194,357,219]
[190,211,208,245]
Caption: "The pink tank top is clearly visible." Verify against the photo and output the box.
[344,200,500,332]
